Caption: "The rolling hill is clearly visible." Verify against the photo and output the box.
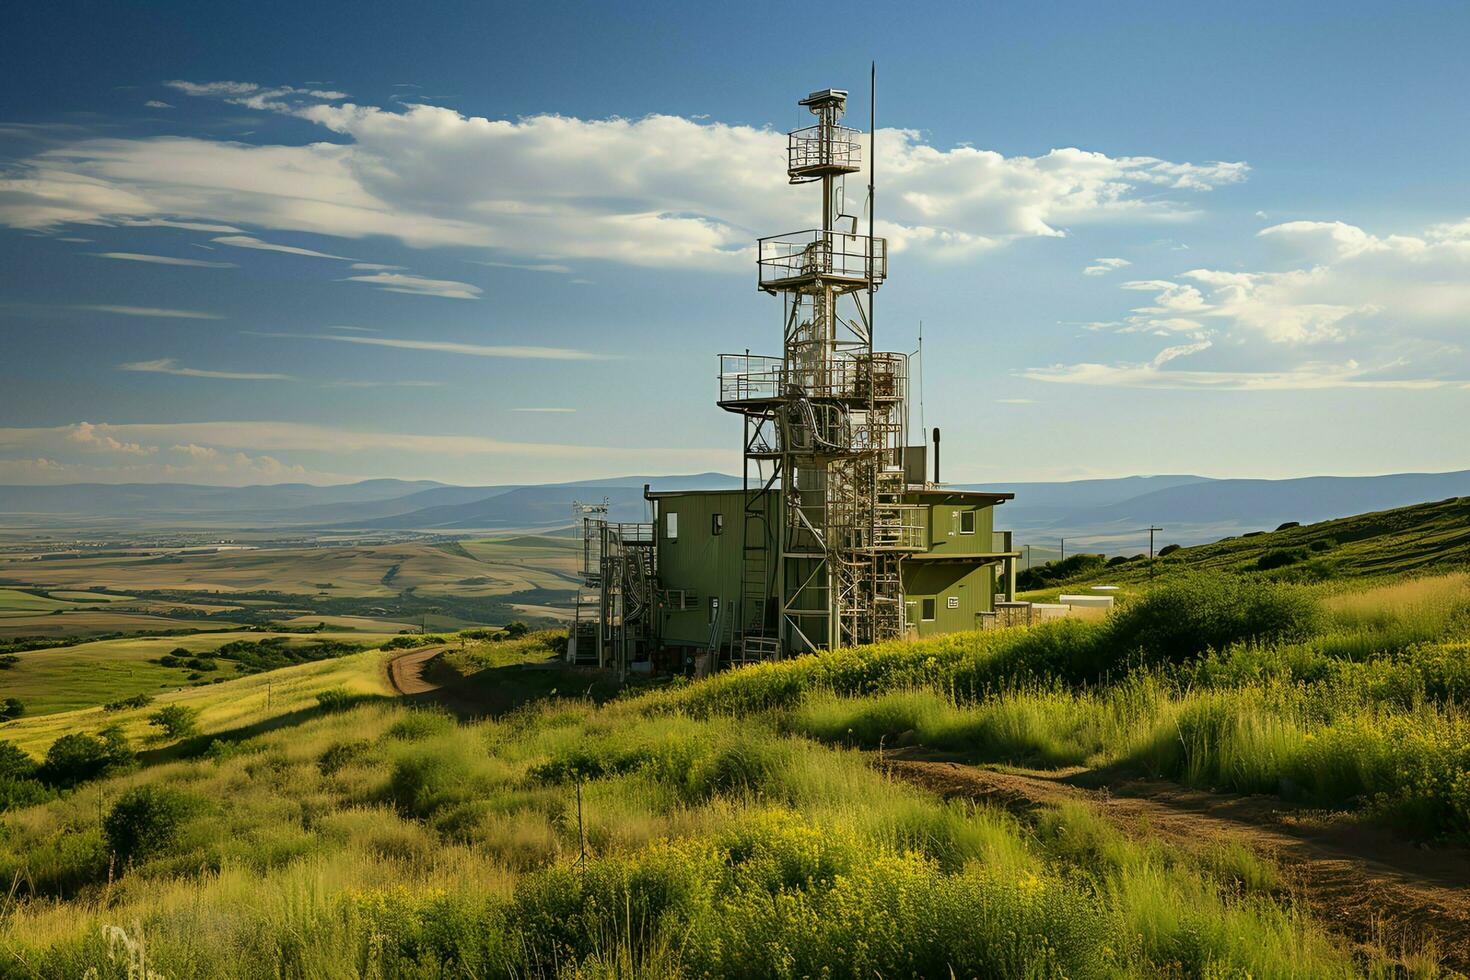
[1029,494,1470,589]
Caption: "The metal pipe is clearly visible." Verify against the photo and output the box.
[932,426,940,484]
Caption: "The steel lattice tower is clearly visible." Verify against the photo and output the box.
[717,86,922,661]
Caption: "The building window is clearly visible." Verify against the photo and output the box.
[665,512,678,540]
[921,597,936,621]
[959,510,976,534]
[711,512,724,535]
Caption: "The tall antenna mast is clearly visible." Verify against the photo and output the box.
[715,79,920,660]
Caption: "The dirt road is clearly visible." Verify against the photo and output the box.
[384,645,447,696]
[882,754,1470,972]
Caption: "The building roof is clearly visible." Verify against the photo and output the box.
[645,487,1014,502]
[907,488,1015,502]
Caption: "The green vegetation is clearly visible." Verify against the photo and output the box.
[0,631,406,717]
[2,535,1468,974]
[1027,496,1470,591]
[0,687,1384,977]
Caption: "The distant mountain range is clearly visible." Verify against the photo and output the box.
[2,468,1468,552]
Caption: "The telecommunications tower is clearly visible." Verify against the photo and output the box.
[717,83,922,661]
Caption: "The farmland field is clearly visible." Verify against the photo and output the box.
[0,535,579,638]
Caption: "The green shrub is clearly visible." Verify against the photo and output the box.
[1256,548,1306,571]
[0,740,37,781]
[103,692,154,712]
[318,739,372,775]
[103,785,196,864]
[38,728,134,787]
[1105,573,1323,666]
[185,656,219,671]
[0,653,19,669]
[315,687,358,713]
[148,704,200,741]
[386,708,456,740]
[1157,543,1181,556]
[0,697,23,720]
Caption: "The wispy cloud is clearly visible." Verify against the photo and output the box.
[144,100,174,109]
[513,407,576,413]
[1083,257,1131,276]
[92,252,236,268]
[119,358,294,381]
[211,234,353,260]
[343,272,481,299]
[323,379,446,388]
[257,331,611,361]
[349,262,404,271]
[1020,341,1469,391]
[472,259,574,274]
[75,305,223,320]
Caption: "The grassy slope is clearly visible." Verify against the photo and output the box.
[0,663,1386,978]
[1025,495,1470,597]
[1,643,394,757]
[2,629,400,724]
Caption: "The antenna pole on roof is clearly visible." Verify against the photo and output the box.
[868,61,876,346]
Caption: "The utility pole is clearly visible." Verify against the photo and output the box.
[1059,538,1065,563]
[1024,544,1031,571]
[1147,526,1163,579]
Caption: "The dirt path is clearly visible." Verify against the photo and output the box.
[383,645,448,696]
[880,754,1470,971]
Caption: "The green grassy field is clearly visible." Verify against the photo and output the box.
[0,643,395,757]
[1023,496,1470,596]
[3,515,1469,975]
[0,631,402,718]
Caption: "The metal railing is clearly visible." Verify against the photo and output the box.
[787,124,863,177]
[758,230,887,288]
[717,351,907,405]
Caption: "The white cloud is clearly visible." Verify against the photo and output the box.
[258,331,610,361]
[0,83,1246,271]
[211,234,353,260]
[348,262,404,271]
[76,305,222,319]
[119,358,294,380]
[92,251,236,268]
[1021,342,1467,391]
[323,379,446,388]
[0,420,729,465]
[64,421,157,455]
[342,271,481,299]
[1027,216,1470,391]
[1083,257,1130,276]
[144,100,174,109]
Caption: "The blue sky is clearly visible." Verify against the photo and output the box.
[2,0,1468,486]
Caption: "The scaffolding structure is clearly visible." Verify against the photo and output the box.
[717,87,923,661]
[567,500,655,673]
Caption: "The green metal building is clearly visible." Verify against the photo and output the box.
[647,487,1017,655]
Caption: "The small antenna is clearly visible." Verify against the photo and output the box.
[918,320,925,438]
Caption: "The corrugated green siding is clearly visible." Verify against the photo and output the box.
[903,561,996,637]
[655,491,767,647]
[653,489,1003,647]
[924,497,996,557]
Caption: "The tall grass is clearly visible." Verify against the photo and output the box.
[0,688,1378,977]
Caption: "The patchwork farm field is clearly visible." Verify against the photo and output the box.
[0,536,578,637]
